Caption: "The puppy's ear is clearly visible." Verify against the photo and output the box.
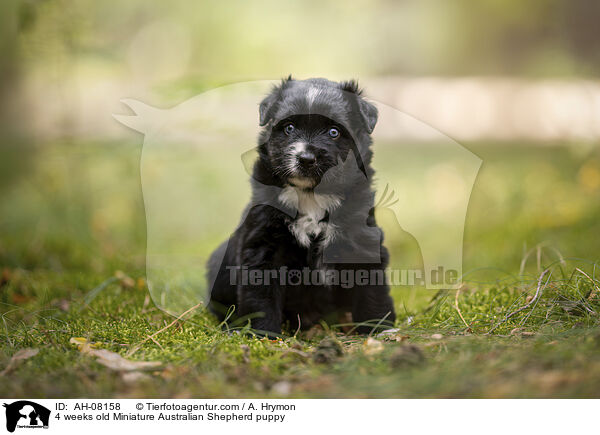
[259,76,294,126]
[340,80,378,134]
[340,80,362,95]
[259,92,278,126]
[358,99,378,134]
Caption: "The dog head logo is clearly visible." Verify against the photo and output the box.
[114,80,481,315]
[3,401,50,432]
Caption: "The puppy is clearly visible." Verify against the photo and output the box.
[207,77,395,336]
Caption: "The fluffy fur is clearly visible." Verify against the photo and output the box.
[207,77,396,336]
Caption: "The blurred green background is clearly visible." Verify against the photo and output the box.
[1,0,599,311]
[2,0,600,400]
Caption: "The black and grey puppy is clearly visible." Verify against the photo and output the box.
[207,77,395,335]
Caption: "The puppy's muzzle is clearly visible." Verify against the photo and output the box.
[297,150,316,168]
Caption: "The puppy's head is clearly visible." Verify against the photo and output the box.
[258,77,377,188]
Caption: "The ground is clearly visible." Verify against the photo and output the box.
[1,141,600,398]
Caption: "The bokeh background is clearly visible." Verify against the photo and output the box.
[1,0,599,313]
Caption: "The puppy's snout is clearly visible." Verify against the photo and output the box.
[297,150,316,166]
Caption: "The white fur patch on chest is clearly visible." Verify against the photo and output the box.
[278,186,342,248]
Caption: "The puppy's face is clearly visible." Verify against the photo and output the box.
[258,78,378,188]
[267,114,355,188]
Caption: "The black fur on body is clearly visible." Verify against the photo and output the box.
[207,77,396,336]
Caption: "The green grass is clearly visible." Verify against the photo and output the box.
[1,140,600,398]
[2,263,600,398]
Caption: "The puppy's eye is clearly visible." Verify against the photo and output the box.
[283,123,295,135]
[328,127,340,139]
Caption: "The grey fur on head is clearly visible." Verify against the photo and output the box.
[258,77,378,137]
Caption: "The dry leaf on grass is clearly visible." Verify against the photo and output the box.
[69,337,103,352]
[83,271,138,306]
[0,348,39,376]
[121,371,152,383]
[70,337,162,372]
[114,270,136,289]
[91,349,162,372]
[509,328,535,338]
[376,328,410,342]
[376,328,400,337]
[363,337,384,355]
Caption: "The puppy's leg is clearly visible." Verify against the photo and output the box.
[351,284,396,334]
[207,240,238,322]
[238,282,283,337]
[350,265,396,334]
[236,204,290,337]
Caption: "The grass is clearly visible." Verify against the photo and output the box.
[1,140,600,398]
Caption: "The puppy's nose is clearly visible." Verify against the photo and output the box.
[297,151,316,166]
